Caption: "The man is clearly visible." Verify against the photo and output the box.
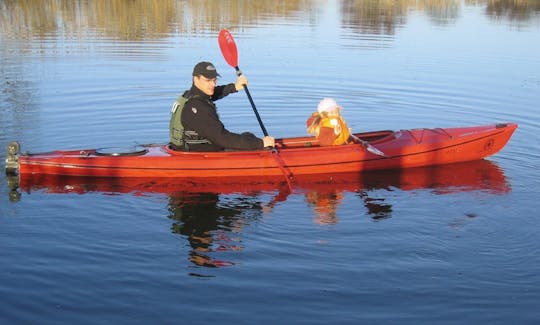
[169,61,275,151]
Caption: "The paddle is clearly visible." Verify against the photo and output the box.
[218,29,268,136]
[350,134,386,157]
[218,29,293,189]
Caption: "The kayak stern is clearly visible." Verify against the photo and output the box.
[5,141,20,175]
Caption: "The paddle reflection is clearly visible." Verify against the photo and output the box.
[359,193,394,221]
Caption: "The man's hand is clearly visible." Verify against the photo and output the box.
[263,136,275,148]
[235,75,248,91]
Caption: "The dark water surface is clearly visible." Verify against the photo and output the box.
[1,1,540,323]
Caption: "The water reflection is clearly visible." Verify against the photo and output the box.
[299,159,510,222]
[1,0,538,42]
[9,159,511,267]
[482,0,540,22]
[305,187,394,223]
[0,0,310,40]
[167,192,264,269]
[305,191,343,225]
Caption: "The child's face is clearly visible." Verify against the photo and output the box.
[328,106,341,116]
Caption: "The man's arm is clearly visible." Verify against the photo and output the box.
[211,83,237,101]
[183,99,263,150]
[212,75,248,101]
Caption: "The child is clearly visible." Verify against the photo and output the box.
[306,98,351,146]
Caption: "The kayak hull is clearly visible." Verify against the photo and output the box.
[8,123,517,179]
[12,159,510,197]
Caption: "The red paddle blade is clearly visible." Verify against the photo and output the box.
[218,29,239,68]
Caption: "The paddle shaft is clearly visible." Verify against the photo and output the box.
[236,67,293,189]
[234,67,269,136]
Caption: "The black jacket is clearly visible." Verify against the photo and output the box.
[180,84,264,151]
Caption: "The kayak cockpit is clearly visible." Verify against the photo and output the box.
[278,130,394,148]
[94,146,148,156]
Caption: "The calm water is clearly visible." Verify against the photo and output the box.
[1,0,540,323]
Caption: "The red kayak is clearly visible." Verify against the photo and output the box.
[5,123,517,180]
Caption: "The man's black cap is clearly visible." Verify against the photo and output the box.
[192,61,221,78]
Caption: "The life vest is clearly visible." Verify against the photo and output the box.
[306,112,351,146]
[169,92,212,149]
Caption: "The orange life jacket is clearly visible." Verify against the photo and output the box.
[306,112,351,146]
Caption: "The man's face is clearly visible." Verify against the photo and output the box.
[194,75,217,96]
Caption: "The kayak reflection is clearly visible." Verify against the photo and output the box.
[8,159,510,267]
[11,159,510,198]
